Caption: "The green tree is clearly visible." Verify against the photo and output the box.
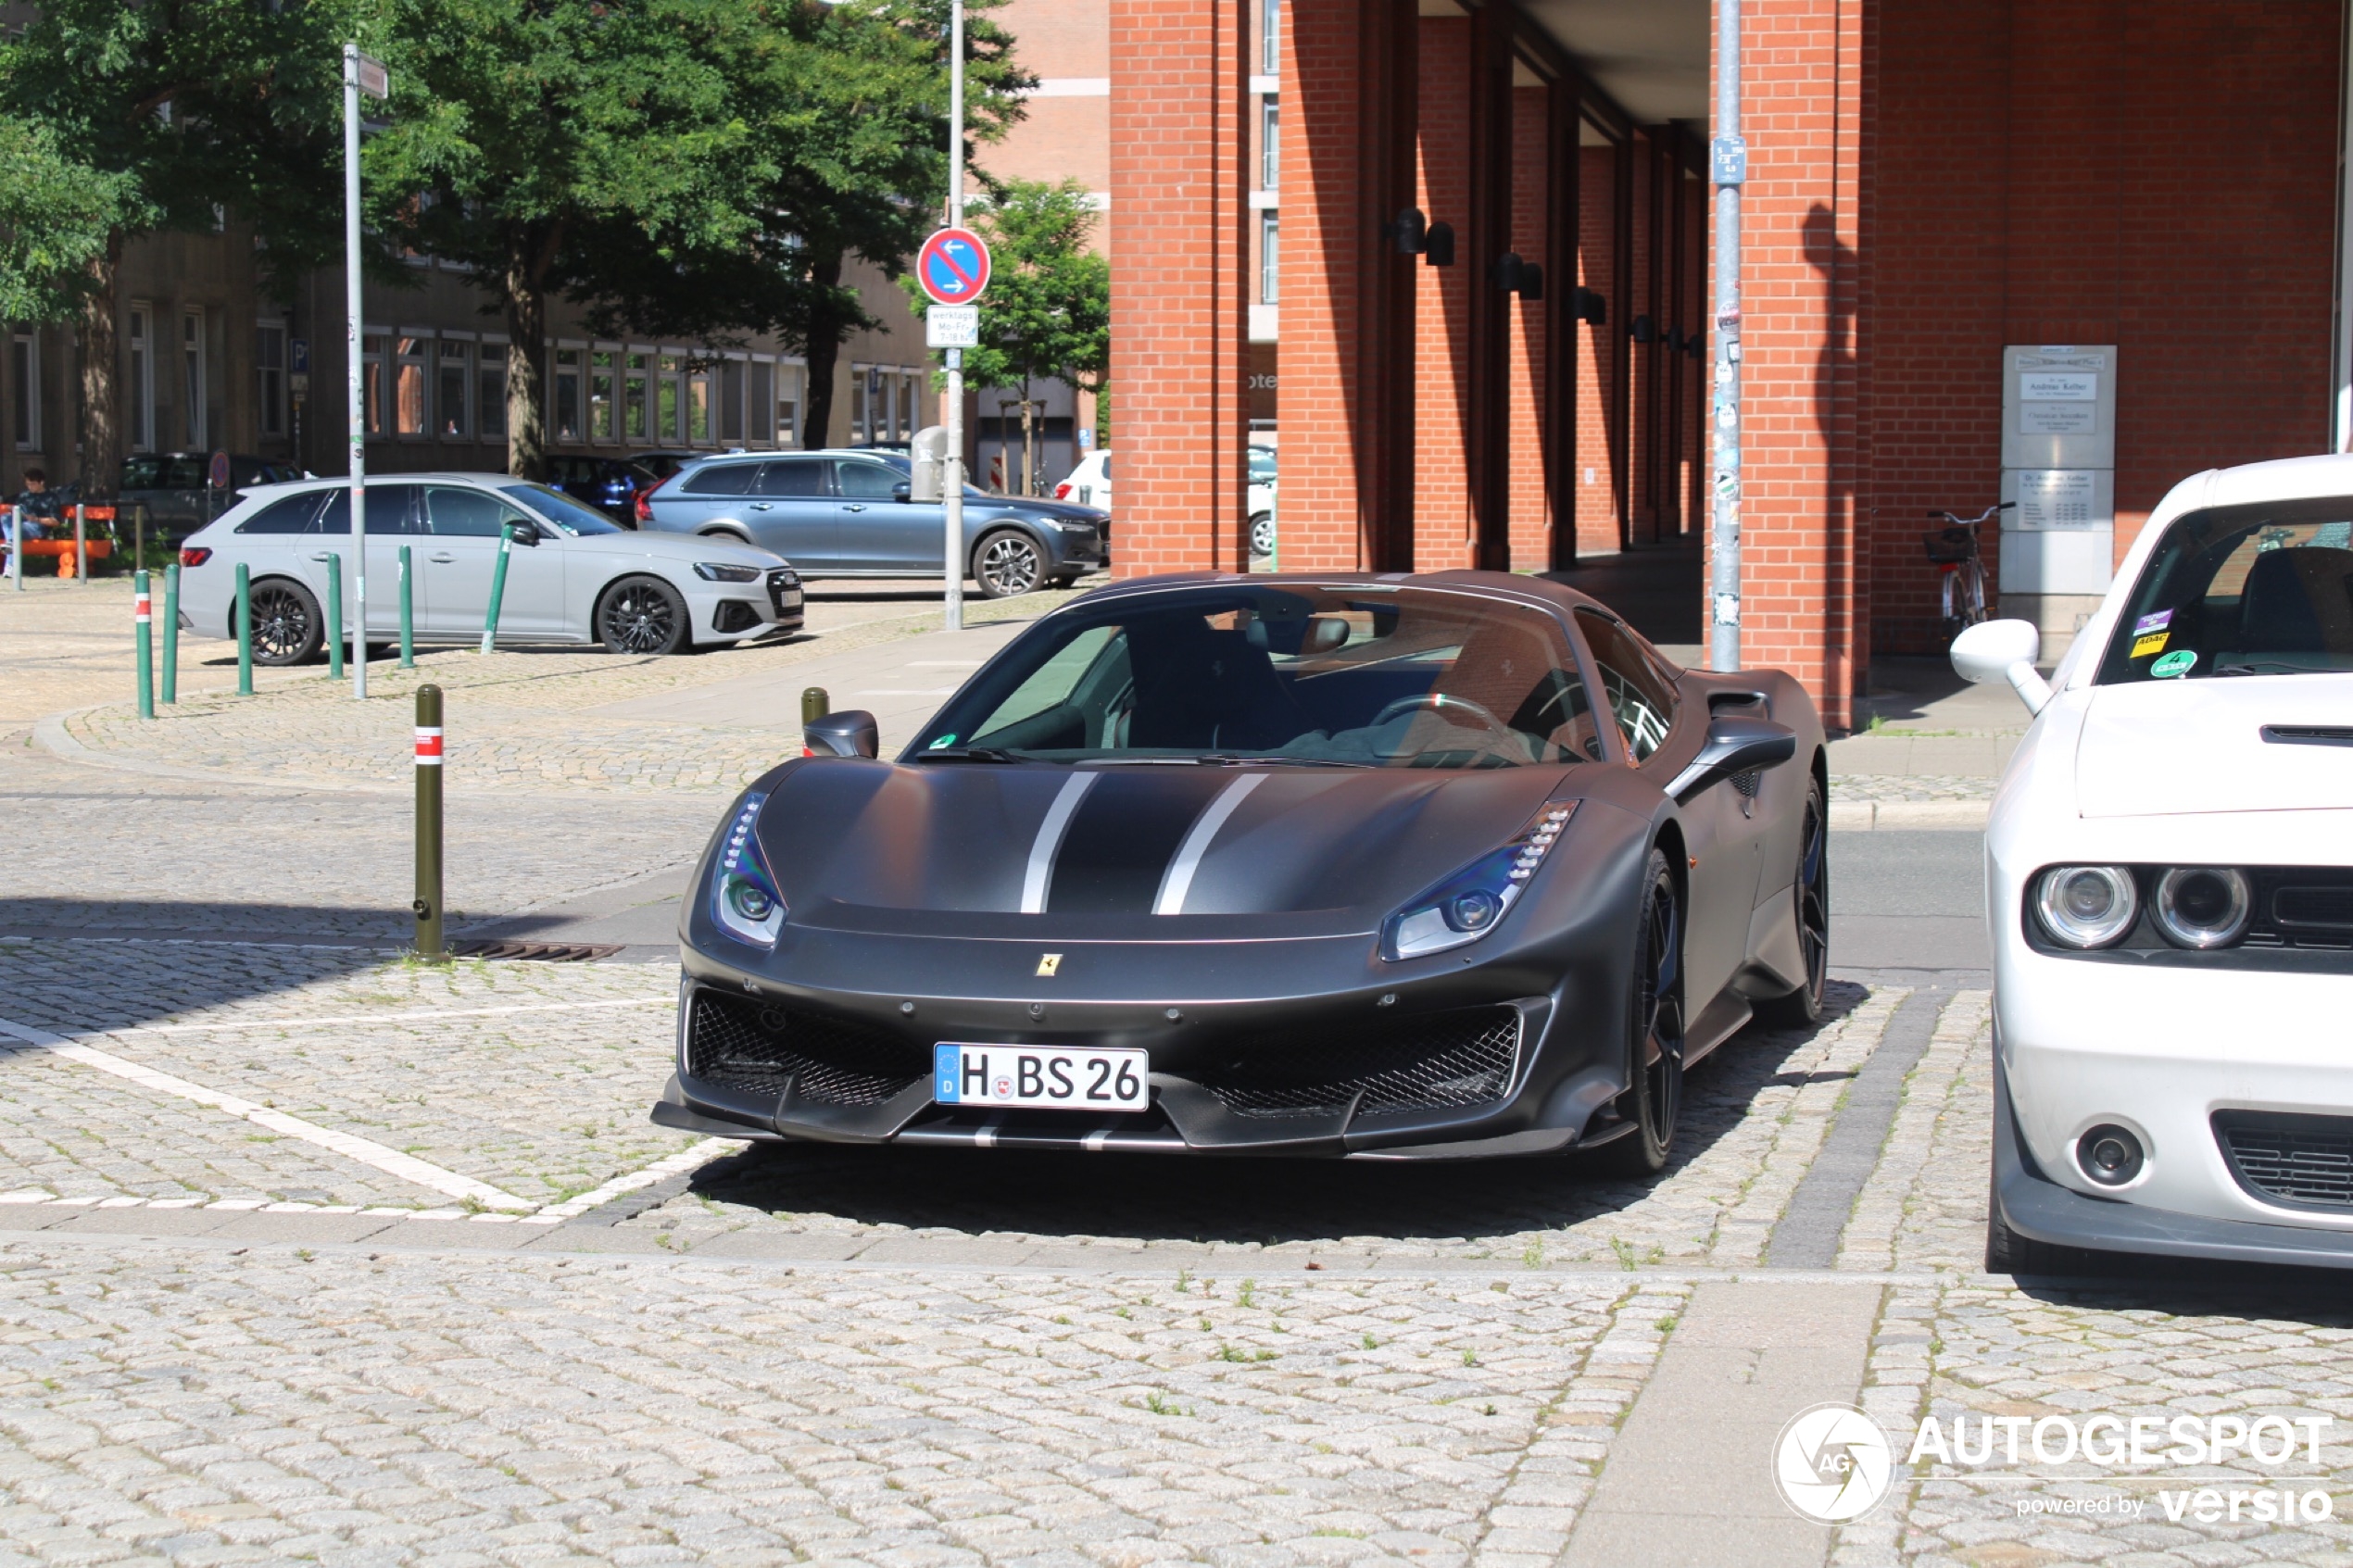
[903,179,1107,494]
[580,0,1026,448]
[365,0,787,479]
[0,0,349,498]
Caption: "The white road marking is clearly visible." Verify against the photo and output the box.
[77,997,669,1038]
[530,1138,738,1222]
[0,1015,534,1210]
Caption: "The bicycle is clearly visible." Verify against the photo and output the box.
[1924,501,2013,638]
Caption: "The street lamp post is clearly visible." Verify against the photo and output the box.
[942,0,966,633]
[345,45,388,697]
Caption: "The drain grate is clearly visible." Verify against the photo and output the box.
[445,939,626,962]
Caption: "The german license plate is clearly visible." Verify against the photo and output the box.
[933,1044,1148,1110]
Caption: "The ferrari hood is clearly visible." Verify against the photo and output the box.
[750,760,1577,935]
[2074,672,2353,817]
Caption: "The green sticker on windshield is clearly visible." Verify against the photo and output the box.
[2149,649,2196,679]
[929,734,957,748]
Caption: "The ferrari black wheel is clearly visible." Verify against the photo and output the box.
[1598,848,1685,1175]
[1755,772,1830,1028]
[598,575,690,655]
[248,578,322,666]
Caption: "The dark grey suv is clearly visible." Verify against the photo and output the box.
[637,449,1110,596]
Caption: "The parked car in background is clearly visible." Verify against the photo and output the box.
[549,455,661,525]
[175,473,800,663]
[120,454,306,542]
[1053,446,1276,559]
[641,448,1110,597]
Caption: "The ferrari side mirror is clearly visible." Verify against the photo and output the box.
[1665,715,1796,803]
[1950,619,2051,715]
[802,709,879,759]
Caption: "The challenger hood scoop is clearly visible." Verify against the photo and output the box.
[2075,673,2353,817]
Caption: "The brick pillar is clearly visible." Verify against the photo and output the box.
[1109,0,1250,577]
[1279,0,1417,571]
[1574,142,1621,556]
[1507,82,1552,570]
[1413,14,1473,571]
[1719,0,1869,728]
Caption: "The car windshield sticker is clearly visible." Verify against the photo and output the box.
[2133,608,2173,635]
[929,734,958,748]
[2131,633,2168,659]
[2150,648,2197,679]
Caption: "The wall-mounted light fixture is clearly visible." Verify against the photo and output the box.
[1391,207,1427,256]
[1422,221,1456,267]
[1516,262,1544,301]
[1630,314,1656,345]
[1572,288,1606,326]
[1686,329,1705,359]
[1492,253,1522,293]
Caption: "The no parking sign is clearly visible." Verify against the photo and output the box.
[917,227,991,306]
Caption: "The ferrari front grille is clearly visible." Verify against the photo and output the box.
[686,990,925,1107]
[2213,1110,2353,1210]
[1198,1006,1523,1120]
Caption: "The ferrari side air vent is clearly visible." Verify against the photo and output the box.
[1199,1005,1522,1120]
[687,990,925,1106]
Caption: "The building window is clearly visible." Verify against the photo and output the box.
[1260,213,1279,304]
[478,347,507,441]
[552,347,582,443]
[657,353,685,443]
[396,335,428,435]
[849,365,871,444]
[437,340,471,438]
[127,307,153,453]
[896,373,915,442]
[10,329,37,449]
[257,321,287,440]
[589,350,615,442]
[687,363,712,443]
[624,353,649,440]
[181,308,207,448]
[775,362,801,447]
[1262,0,1279,74]
[362,333,386,435]
[749,361,774,445]
[1262,100,1278,189]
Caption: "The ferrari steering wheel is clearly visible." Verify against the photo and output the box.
[1371,692,1522,747]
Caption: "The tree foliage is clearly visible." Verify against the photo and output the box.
[0,117,147,322]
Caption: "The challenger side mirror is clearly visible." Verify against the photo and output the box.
[1665,715,1797,803]
[1950,619,2051,715]
[802,709,879,759]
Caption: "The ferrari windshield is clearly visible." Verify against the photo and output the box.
[2097,501,2353,682]
[911,584,1603,767]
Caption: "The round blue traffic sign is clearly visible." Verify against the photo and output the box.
[917,228,990,306]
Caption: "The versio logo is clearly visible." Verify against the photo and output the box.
[1774,1403,1894,1523]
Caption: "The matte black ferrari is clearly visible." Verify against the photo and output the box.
[653,571,1829,1169]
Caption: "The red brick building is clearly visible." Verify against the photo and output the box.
[1108,0,2347,729]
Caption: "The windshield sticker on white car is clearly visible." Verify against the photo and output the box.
[2132,633,2168,659]
[2150,648,2196,678]
[2133,608,2173,634]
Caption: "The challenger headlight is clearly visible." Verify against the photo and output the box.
[711,792,786,947]
[695,561,764,583]
[2032,865,2138,948]
[2154,867,2250,948]
[1382,802,1575,961]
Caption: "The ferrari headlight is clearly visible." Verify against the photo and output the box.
[2154,867,2250,949]
[1382,802,1575,961]
[695,561,764,583]
[2032,865,2137,948]
[711,792,786,947]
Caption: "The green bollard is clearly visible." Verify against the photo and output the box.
[413,684,447,961]
[801,686,830,726]
[480,525,517,654]
[235,563,254,695]
[398,544,415,669]
[133,570,155,719]
[325,552,345,680]
[160,561,180,704]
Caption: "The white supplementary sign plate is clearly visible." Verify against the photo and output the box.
[933,1044,1148,1110]
[2019,370,2098,401]
[926,305,980,349]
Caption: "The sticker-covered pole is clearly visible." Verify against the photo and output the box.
[942,0,966,633]
[1708,0,1744,672]
[414,684,445,960]
[133,571,155,719]
[345,42,371,701]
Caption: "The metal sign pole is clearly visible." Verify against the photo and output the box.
[943,0,966,633]
[1709,0,1744,672]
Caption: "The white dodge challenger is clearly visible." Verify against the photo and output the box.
[1954,453,2353,1273]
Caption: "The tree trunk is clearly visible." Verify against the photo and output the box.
[503,223,560,482]
[76,235,124,503]
[800,249,846,450]
[1019,383,1037,496]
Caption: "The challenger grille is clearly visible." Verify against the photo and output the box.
[1197,1006,1523,1120]
[686,990,924,1107]
[2213,1110,2353,1210]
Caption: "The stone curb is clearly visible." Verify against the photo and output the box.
[1828,799,1989,831]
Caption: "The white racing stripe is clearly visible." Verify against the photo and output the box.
[0,1015,534,1210]
[1152,773,1267,914]
[1021,772,1101,914]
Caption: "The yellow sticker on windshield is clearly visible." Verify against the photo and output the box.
[2132,633,2168,659]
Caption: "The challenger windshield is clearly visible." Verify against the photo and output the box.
[2097,501,2353,682]
[912,584,1603,768]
